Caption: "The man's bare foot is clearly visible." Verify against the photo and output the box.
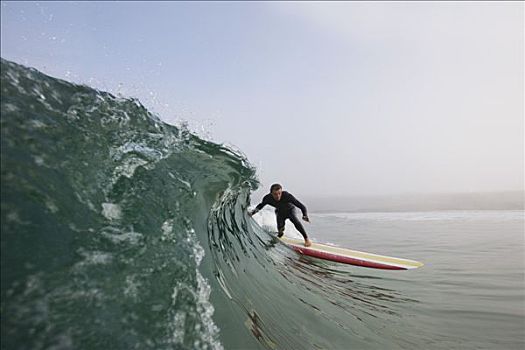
[304,239,312,247]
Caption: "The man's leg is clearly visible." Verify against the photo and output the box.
[276,212,286,237]
[288,212,309,243]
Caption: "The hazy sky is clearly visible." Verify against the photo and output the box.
[1,1,523,197]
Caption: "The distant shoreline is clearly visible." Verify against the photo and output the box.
[304,191,524,213]
[310,208,525,214]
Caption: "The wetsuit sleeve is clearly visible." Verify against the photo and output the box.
[289,194,308,217]
[253,195,270,213]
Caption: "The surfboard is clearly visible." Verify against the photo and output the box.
[279,236,423,270]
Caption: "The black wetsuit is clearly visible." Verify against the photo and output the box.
[254,191,309,239]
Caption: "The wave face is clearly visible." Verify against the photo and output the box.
[1,59,421,350]
[1,58,260,349]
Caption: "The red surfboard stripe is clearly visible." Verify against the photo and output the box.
[287,245,407,270]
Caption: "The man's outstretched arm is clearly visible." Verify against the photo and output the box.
[249,196,268,216]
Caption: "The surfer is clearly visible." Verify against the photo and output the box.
[249,184,312,247]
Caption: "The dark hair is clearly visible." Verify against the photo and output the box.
[270,183,282,192]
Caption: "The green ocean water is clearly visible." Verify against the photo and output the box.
[1,59,524,349]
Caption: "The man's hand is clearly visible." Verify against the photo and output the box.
[302,215,310,223]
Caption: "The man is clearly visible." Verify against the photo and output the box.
[249,184,312,247]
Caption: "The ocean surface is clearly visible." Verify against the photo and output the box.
[1,58,524,350]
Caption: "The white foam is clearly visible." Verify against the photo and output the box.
[187,226,223,350]
[6,211,31,225]
[3,103,19,112]
[101,203,122,221]
[170,311,186,345]
[113,157,149,179]
[45,199,58,213]
[101,228,143,245]
[74,249,113,268]
[161,219,176,242]
[33,155,45,166]
[123,275,140,300]
[30,119,46,128]
[194,271,222,350]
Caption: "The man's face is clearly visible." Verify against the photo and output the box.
[271,188,282,201]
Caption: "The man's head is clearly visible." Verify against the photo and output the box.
[270,183,282,201]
